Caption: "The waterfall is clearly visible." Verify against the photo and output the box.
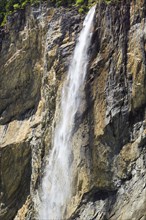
[38,6,96,220]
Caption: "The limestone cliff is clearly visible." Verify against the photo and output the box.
[0,1,146,220]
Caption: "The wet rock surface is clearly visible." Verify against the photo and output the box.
[0,1,146,219]
[72,1,146,219]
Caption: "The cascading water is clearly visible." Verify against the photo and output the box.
[38,5,96,219]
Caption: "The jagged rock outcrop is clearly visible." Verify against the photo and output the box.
[71,1,146,219]
[0,1,146,220]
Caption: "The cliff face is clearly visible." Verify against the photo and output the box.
[0,1,146,220]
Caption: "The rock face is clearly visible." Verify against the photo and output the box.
[0,0,146,220]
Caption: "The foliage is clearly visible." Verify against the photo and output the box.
[76,0,84,6]
[0,0,115,26]
[21,1,29,8]
[78,7,84,13]
[0,0,46,26]
[13,3,21,10]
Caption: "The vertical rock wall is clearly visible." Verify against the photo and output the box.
[71,1,146,219]
[0,1,146,219]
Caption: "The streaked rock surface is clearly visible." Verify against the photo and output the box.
[0,1,146,219]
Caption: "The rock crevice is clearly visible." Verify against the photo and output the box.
[0,1,146,219]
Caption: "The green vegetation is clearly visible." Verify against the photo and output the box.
[0,0,91,26]
[50,0,89,13]
[76,0,84,6]
[0,0,116,26]
[0,0,46,26]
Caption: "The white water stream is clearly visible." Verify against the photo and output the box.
[38,6,96,219]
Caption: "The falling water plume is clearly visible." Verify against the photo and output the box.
[38,5,96,220]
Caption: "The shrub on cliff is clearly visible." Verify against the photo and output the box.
[0,0,96,26]
[0,0,46,26]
